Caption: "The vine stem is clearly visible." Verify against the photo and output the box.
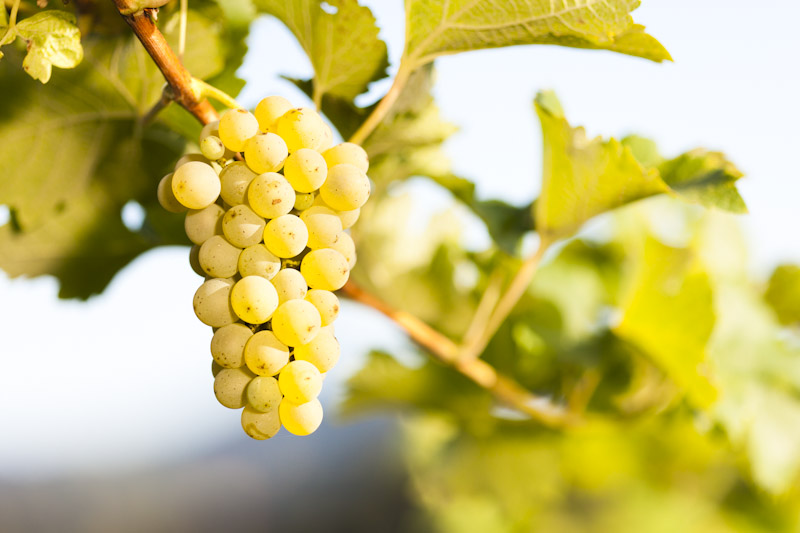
[111,0,572,426]
[111,1,217,124]
[348,63,413,145]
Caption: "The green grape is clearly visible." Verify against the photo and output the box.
[238,244,281,280]
[300,249,350,291]
[230,275,279,324]
[213,366,255,409]
[275,108,327,153]
[199,120,220,143]
[172,161,221,209]
[174,153,209,170]
[184,204,225,245]
[248,172,295,219]
[244,132,288,174]
[246,376,282,412]
[241,405,281,440]
[270,299,321,347]
[218,108,260,152]
[294,191,315,211]
[279,398,323,436]
[212,360,223,377]
[319,163,370,211]
[200,135,226,161]
[293,328,340,373]
[330,231,357,270]
[211,323,253,369]
[300,205,343,249]
[198,235,241,278]
[157,173,187,213]
[244,330,290,376]
[222,204,266,248]
[189,244,205,277]
[254,95,293,133]
[322,142,369,173]
[278,360,322,403]
[305,289,339,326]
[219,161,257,206]
[283,148,327,193]
[263,214,309,258]
[272,268,308,304]
[193,277,238,327]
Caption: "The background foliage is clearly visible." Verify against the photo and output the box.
[2,0,799,530]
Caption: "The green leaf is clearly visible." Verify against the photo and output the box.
[534,91,669,241]
[404,0,671,68]
[255,0,388,104]
[659,149,747,214]
[764,265,800,326]
[614,237,716,406]
[15,10,83,83]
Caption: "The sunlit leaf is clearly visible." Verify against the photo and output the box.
[15,10,83,83]
[659,150,747,214]
[764,265,800,326]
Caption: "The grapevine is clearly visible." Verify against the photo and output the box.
[158,102,369,440]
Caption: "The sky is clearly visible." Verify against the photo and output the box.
[1,0,799,479]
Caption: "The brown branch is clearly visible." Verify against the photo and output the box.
[341,281,575,427]
[112,2,217,125]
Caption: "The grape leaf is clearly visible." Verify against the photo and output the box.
[764,265,800,326]
[659,149,747,214]
[14,10,84,83]
[614,237,716,407]
[534,91,669,241]
[404,0,671,68]
[255,0,388,104]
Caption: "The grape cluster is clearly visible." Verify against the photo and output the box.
[157,97,369,440]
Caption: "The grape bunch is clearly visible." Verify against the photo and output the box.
[156,97,369,440]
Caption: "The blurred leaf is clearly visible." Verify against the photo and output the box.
[621,134,663,168]
[764,265,800,325]
[615,237,716,406]
[659,149,747,214]
[534,91,669,241]
[403,0,671,68]
[256,0,388,104]
[14,10,83,83]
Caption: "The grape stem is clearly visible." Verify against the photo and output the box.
[112,0,574,427]
[341,281,574,426]
[111,1,218,124]
[192,78,242,110]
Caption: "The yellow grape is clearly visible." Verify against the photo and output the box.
[193,278,238,327]
[200,135,226,161]
[212,360,223,377]
[214,366,255,409]
[271,268,308,304]
[275,108,327,153]
[189,244,205,277]
[293,328,340,373]
[174,153,209,170]
[270,299,321,347]
[279,399,323,436]
[300,248,350,291]
[238,244,281,280]
[305,289,339,326]
[294,192,315,211]
[263,214,309,258]
[210,322,253,368]
[319,163,370,211]
[222,204,266,248]
[219,161,257,206]
[244,330,290,376]
[244,132,288,174]
[172,161,221,209]
[241,405,282,440]
[157,173,187,213]
[199,235,241,278]
[330,231,357,270]
[300,205,342,249]
[230,276,279,324]
[246,376,282,412]
[254,95,293,132]
[184,204,224,245]
[322,142,369,173]
[218,108,259,152]
[278,360,322,403]
[283,148,327,193]
[248,172,295,219]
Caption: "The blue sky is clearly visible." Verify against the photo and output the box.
[1,0,798,478]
